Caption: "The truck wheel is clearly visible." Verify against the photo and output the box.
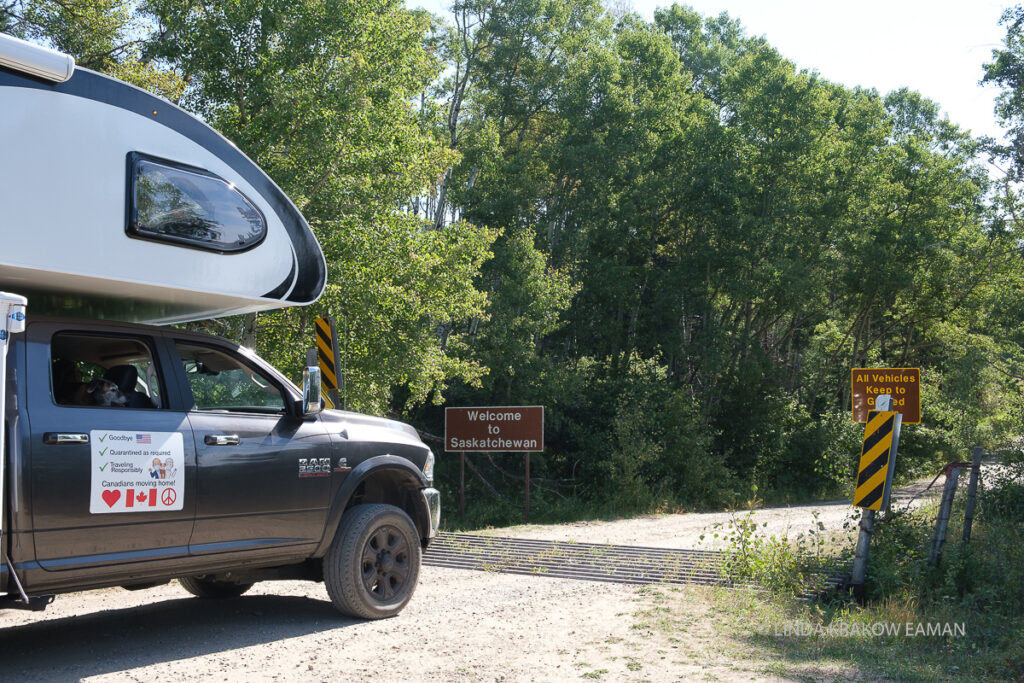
[179,576,254,599]
[323,503,421,619]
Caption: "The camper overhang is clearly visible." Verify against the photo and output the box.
[0,35,326,324]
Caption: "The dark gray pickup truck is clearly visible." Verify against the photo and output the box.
[1,316,440,619]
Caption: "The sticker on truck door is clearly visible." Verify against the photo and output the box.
[90,430,184,513]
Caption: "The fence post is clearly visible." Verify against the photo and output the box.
[961,446,983,544]
[929,464,962,566]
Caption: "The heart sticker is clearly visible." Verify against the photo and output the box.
[101,489,120,508]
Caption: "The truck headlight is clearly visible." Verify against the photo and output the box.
[422,448,435,484]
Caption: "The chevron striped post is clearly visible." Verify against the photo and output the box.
[850,394,902,600]
[315,315,343,409]
[853,409,902,511]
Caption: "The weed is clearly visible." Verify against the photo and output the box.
[699,492,838,595]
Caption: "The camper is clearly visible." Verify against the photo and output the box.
[0,34,439,620]
[0,34,325,324]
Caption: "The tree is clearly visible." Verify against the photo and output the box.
[10,0,497,415]
[142,0,499,413]
[984,5,1024,180]
[2,0,185,98]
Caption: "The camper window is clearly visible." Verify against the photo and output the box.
[50,333,162,409]
[127,153,267,253]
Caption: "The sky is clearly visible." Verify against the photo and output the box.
[413,0,1015,142]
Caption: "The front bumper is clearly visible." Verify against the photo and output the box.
[422,487,441,539]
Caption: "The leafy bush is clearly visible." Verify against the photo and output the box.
[702,492,836,595]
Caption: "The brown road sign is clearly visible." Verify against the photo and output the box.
[445,406,544,452]
[851,368,920,424]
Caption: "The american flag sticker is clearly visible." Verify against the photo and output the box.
[136,433,152,444]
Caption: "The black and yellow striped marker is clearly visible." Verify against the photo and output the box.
[314,316,342,405]
[854,410,901,510]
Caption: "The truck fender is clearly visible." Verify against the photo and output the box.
[314,454,429,557]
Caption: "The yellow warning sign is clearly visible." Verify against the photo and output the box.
[314,316,341,396]
[854,410,901,510]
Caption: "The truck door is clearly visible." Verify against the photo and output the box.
[171,340,332,561]
[26,324,197,578]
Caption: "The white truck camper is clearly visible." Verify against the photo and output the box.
[0,32,327,325]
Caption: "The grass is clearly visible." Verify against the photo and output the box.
[624,585,990,681]
[623,460,1024,681]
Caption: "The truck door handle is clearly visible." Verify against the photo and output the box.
[204,434,239,446]
[43,432,89,445]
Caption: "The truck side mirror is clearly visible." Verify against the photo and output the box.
[302,365,323,416]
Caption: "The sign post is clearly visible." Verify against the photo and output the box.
[525,452,531,522]
[445,406,544,523]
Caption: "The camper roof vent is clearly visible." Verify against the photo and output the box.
[0,32,74,83]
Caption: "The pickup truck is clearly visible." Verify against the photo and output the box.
[1,314,440,619]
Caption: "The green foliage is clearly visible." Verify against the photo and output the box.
[422,1,1024,518]
[984,5,1024,180]
[856,458,1024,677]
[471,229,577,402]
[14,0,1024,517]
[702,500,834,595]
[310,216,496,413]
[141,0,498,413]
[536,356,729,510]
[603,358,728,508]
[3,0,187,98]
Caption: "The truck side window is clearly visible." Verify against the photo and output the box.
[50,334,162,409]
[176,342,285,414]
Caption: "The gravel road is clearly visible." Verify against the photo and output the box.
[0,478,949,682]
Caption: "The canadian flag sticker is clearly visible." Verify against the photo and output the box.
[89,430,184,514]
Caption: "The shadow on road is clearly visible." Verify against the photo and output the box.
[0,593,353,679]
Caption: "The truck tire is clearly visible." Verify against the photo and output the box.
[323,503,421,619]
[178,576,254,599]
